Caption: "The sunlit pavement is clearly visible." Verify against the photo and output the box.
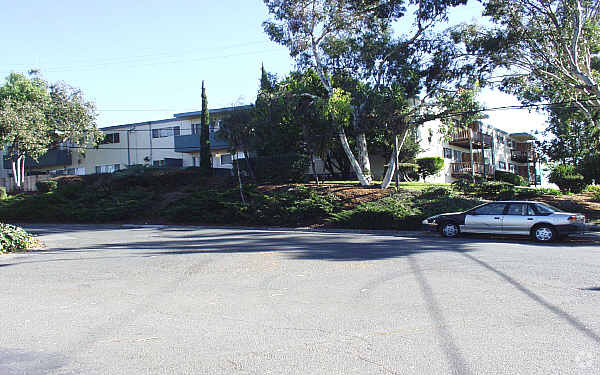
[1,225,599,374]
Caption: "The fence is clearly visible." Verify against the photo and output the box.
[0,175,51,193]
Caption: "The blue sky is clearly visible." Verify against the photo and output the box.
[1,0,546,133]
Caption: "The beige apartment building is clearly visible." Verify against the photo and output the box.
[416,120,541,185]
[1,108,543,188]
[1,106,248,179]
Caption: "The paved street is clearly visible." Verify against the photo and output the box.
[1,225,599,374]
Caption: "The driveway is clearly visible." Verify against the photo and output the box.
[1,225,599,374]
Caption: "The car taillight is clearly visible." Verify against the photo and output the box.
[568,215,578,222]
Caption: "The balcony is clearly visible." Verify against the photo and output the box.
[174,133,230,153]
[449,129,493,149]
[511,150,535,163]
[450,162,495,178]
[3,149,72,169]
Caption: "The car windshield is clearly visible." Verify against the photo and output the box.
[535,202,561,214]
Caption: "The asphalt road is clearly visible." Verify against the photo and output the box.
[1,225,599,375]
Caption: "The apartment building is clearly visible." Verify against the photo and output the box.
[0,106,248,178]
[416,120,541,185]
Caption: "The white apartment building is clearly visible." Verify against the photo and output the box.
[0,106,248,178]
[416,120,542,185]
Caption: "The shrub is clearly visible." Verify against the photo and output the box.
[515,187,561,199]
[0,223,35,253]
[584,185,600,193]
[0,187,6,200]
[397,163,420,181]
[592,192,600,202]
[420,186,453,199]
[549,165,587,193]
[36,180,58,193]
[415,157,444,181]
[581,153,600,184]
[238,153,310,183]
[475,181,515,200]
[495,170,527,186]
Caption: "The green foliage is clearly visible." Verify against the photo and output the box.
[237,153,310,183]
[581,154,600,184]
[0,223,35,253]
[515,187,561,199]
[584,185,600,193]
[415,157,444,180]
[329,190,482,230]
[549,164,587,193]
[166,185,341,227]
[200,81,211,171]
[36,180,58,193]
[592,192,600,203]
[495,170,527,186]
[397,163,420,181]
[0,187,6,200]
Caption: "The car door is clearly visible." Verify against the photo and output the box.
[463,203,507,233]
[502,203,533,234]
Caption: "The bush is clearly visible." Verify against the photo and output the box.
[515,187,561,199]
[549,165,587,193]
[475,181,515,200]
[592,192,600,202]
[397,163,420,181]
[0,187,6,200]
[0,223,35,253]
[581,153,600,184]
[416,157,444,181]
[584,185,600,193]
[420,186,453,199]
[238,153,310,183]
[36,180,58,193]
[495,170,527,186]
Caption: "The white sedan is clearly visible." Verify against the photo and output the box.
[422,201,586,242]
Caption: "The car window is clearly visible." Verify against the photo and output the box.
[533,203,557,215]
[471,203,507,215]
[526,204,536,216]
[506,203,527,216]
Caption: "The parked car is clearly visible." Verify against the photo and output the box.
[422,201,586,242]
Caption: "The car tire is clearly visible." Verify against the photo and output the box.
[440,222,460,238]
[532,224,557,242]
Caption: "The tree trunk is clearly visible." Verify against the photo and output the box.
[381,128,410,189]
[235,157,246,205]
[243,149,255,183]
[310,152,320,185]
[338,128,371,186]
[353,107,372,184]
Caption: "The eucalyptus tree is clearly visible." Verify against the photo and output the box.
[0,72,100,189]
[262,0,407,185]
[457,0,600,132]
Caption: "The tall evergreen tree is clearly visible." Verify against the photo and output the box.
[199,80,211,171]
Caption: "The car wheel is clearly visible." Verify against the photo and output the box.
[440,222,460,238]
[532,224,556,242]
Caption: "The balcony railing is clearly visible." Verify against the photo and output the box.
[2,149,72,169]
[449,129,493,149]
[511,150,535,163]
[450,162,495,177]
[174,132,230,153]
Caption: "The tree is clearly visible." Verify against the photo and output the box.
[457,0,600,137]
[0,72,100,189]
[416,156,444,181]
[263,0,392,185]
[199,81,211,172]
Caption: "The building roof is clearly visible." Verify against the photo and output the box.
[100,118,178,131]
[173,105,253,119]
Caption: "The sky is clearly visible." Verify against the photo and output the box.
[1,0,547,134]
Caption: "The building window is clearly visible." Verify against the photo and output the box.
[498,161,506,170]
[95,164,118,174]
[101,133,120,144]
[453,150,463,162]
[509,163,516,173]
[210,120,221,133]
[220,154,233,165]
[152,126,181,138]
[496,135,504,144]
[153,160,166,167]
[443,148,453,159]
